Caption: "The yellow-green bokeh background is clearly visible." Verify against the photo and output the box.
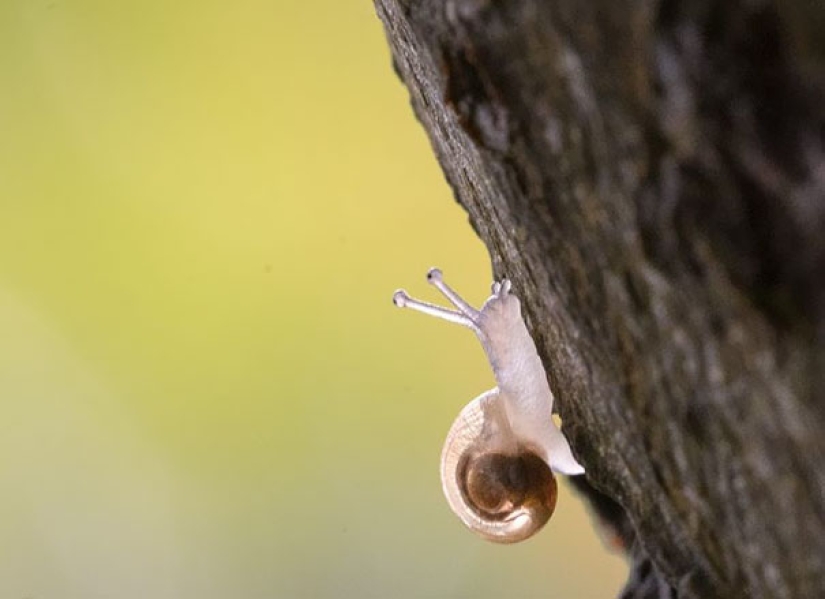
[0,1,627,597]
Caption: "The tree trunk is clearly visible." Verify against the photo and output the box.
[374,1,825,597]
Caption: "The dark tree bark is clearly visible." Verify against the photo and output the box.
[374,1,825,597]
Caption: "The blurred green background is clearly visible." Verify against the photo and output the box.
[0,1,627,597]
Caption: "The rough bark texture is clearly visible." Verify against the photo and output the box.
[375,1,825,597]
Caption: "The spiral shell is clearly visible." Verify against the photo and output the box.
[440,389,558,543]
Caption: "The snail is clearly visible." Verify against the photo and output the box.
[393,268,584,543]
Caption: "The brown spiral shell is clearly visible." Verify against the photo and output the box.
[440,390,558,543]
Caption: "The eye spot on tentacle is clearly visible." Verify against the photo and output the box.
[393,289,409,307]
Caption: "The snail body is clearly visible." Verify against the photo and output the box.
[393,268,584,543]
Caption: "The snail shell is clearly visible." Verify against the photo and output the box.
[441,389,558,544]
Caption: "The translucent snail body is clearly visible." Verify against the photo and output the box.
[393,268,584,543]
